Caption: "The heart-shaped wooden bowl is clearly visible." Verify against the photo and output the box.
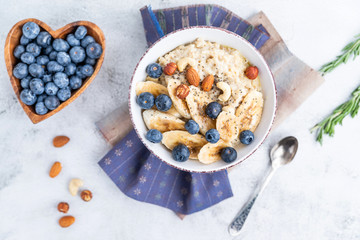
[4,18,105,124]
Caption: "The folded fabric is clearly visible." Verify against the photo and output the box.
[98,4,270,215]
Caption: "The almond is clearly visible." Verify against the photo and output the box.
[176,84,190,99]
[59,216,75,228]
[245,66,259,80]
[49,161,62,178]
[53,136,70,148]
[185,67,200,86]
[163,62,177,75]
[201,75,214,92]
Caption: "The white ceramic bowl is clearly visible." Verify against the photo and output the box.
[129,26,276,173]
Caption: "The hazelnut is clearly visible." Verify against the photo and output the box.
[245,66,259,80]
[57,202,69,213]
[163,62,177,75]
[176,84,190,99]
[80,190,92,202]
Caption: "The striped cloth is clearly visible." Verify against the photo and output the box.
[98,4,270,215]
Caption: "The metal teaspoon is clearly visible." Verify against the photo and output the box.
[228,136,299,236]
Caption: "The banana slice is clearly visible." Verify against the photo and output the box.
[216,111,239,142]
[136,81,181,118]
[143,110,185,133]
[185,86,216,135]
[235,90,264,133]
[162,130,207,159]
[135,81,167,96]
[167,79,191,119]
[225,82,249,109]
[198,139,232,164]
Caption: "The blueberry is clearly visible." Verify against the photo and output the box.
[52,39,70,52]
[37,93,47,103]
[47,61,64,73]
[74,26,87,40]
[42,74,52,83]
[155,94,172,111]
[56,52,71,66]
[21,76,31,89]
[205,102,222,119]
[69,46,85,63]
[81,35,95,48]
[36,55,49,65]
[146,63,162,78]
[35,101,48,115]
[22,22,40,39]
[13,63,28,79]
[80,64,94,77]
[239,130,254,145]
[57,86,71,101]
[44,95,60,110]
[20,89,37,105]
[145,129,163,143]
[53,72,69,88]
[66,34,80,46]
[172,144,190,162]
[29,78,45,95]
[26,43,41,57]
[45,82,59,95]
[69,76,82,90]
[28,63,44,78]
[20,52,35,64]
[76,66,86,79]
[49,51,58,60]
[185,120,200,135]
[86,42,102,59]
[85,57,96,66]
[221,147,237,163]
[136,92,154,109]
[205,129,220,143]
[36,31,52,47]
[65,63,76,76]
[20,35,30,45]
[44,46,53,55]
[14,45,25,58]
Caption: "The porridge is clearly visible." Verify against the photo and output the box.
[135,38,264,164]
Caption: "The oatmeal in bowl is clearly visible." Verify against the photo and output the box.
[129,27,276,172]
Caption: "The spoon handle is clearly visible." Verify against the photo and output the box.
[228,193,259,236]
[228,168,276,236]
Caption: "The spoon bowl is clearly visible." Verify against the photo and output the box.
[270,136,298,168]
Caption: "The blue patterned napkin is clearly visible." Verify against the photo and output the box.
[98,4,270,215]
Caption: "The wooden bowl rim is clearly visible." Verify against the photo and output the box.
[4,18,106,124]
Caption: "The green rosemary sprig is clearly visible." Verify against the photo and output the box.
[311,85,360,144]
[319,34,360,75]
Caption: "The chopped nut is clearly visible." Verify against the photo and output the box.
[57,202,69,213]
[185,67,200,86]
[53,136,70,147]
[245,66,259,80]
[49,161,62,178]
[80,190,92,202]
[201,75,214,92]
[69,178,83,196]
[59,216,75,228]
[163,62,177,75]
[176,84,190,99]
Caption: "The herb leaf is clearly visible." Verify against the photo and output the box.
[311,85,360,144]
[319,35,360,75]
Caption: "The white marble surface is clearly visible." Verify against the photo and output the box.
[1,0,360,239]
